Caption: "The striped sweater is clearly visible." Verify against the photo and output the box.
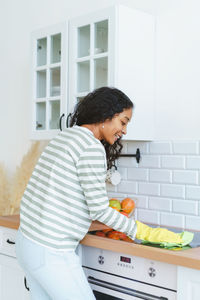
[20,126,136,251]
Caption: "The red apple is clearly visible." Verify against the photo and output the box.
[95,231,106,237]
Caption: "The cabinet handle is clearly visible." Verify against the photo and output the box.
[66,113,72,128]
[6,239,15,244]
[59,113,65,131]
[24,277,30,291]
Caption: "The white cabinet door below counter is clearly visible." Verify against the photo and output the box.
[0,254,30,300]
[177,266,200,300]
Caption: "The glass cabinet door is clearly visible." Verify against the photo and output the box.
[49,100,60,129]
[50,67,61,97]
[32,24,66,139]
[36,102,46,130]
[78,25,90,58]
[94,57,108,89]
[94,20,108,54]
[37,38,47,66]
[50,33,61,64]
[74,18,109,105]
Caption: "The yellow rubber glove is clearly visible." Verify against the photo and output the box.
[136,221,183,244]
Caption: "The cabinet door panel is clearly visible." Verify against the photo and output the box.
[69,5,155,141]
[0,254,30,300]
[177,266,200,300]
[31,23,68,140]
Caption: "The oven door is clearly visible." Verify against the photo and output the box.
[83,267,176,300]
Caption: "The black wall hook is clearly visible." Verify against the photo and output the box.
[119,148,141,163]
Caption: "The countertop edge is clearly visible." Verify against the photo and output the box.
[80,234,200,270]
[0,215,200,270]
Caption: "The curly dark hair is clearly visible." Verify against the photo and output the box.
[69,87,134,169]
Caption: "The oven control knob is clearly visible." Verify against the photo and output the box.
[98,255,104,265]
[148,267,156,277]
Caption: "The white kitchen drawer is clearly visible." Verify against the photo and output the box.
[0,227,17,258]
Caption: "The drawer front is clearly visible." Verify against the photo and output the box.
[0,227,17,257]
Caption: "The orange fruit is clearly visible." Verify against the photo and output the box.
[114,231,127,240]
[107,230,128,240]
[120,211,129,217]
[107,231,121,240]
[121,197,135,214]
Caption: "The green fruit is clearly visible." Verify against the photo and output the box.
[109,199,121,211]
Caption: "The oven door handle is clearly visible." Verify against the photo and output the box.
[87,276,168,300]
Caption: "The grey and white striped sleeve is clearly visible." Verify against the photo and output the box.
[77,144,137,240]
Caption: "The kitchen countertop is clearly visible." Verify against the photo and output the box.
[1,215,200,270]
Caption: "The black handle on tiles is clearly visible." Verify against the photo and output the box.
[59,113,65,131]
[119,148,141,163]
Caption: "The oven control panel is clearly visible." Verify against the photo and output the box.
[81,245,177,290]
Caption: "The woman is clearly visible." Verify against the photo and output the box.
[16,87,183,300]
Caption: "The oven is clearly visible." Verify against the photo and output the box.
[80,245,177,300]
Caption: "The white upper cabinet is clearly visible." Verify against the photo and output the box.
[68,5,155,140]
[31,23,68,140]
[30,5,155,140]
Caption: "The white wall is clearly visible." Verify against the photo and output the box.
[155,0,200,140]
[1,0,200,173]
[0,0,156,174]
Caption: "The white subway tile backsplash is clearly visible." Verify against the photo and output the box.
[133,195,148,209]
[108,140,200,231]
[118,167,127,180]
[186,156,200,169]
[173,142,199,154]
[149,197,171,211]
[160,213,184,228]
[139,155,160,168]
[138,182,160,196]
[186,186,200,200]
[118,157,138,168]
[185,216,200,231]
[149,169,172,183]
[173,199,198,215]
[161,156,185,169]
[127,141,148,154]
[107,193,127,201]
[117,181,137,194]
[149,142,172,154]
[160,184,185,198]
[137,209,159,224]
[173,170,198,184]
[121,141,128,154]
[127,168,148,181]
